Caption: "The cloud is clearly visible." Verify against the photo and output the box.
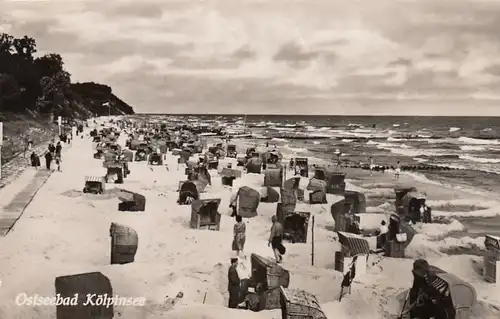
[274,41,319,62]
[484,64,500,77]
[388,59,412,67]
[1,0,500,115]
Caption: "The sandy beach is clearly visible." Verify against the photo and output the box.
[0,118,499,319]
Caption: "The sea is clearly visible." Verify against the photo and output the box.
[142,114,500,187]
[137,114,500,241]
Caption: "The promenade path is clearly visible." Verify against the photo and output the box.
[0,169,53,236]
[0,140,72,236]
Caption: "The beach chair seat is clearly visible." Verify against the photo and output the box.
[83,176,105,194]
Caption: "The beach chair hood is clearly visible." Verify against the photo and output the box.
[279,187,297,213]
[337,231,370,256]
[344,190,367,215]
[280,287,327,319]
[250,253,290,289]
[180,180,199,194]
[264,167,283,187]
[307,178,327,192]
[430,272,477,312]
[283,177,301,190]
[190,198,222,229]
[238,186,260,218]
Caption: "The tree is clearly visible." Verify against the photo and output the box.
[0,31,135,119]
[12,36,36,58]
[38,70,71,113]
[0,33,14,53]
[0,74,22,112]
[40,71,71,95]
[35,53,64,78]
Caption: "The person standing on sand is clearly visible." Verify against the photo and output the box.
[378,220,388,248]
[232,215,246,258]
[268,216,284,263]
[334,149,341,167]
[395,160,401,179]
[294,163,301,176]
[55,155,62,172]
[227,256,241,308]
[379,220,388,236]
[229,191,238,217]
[369,156,374,176]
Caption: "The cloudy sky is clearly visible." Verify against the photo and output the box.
[1,0,500,115]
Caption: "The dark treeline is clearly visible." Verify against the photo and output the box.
[0,33,134,120]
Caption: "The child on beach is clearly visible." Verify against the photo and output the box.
[25,140,33,159]
[294,164,301,176]
[55,155,62,171]
[334,149,341,167]
[395,160,401,179]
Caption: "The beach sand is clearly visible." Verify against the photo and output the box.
[0,119,499,318]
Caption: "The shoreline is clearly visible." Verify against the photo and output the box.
[0,118,498,318]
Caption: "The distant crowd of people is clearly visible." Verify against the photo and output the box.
[29,131,72,172]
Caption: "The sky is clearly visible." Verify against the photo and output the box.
[1,0,500,115]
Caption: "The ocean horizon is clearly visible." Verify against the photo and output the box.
[139,113,500,118]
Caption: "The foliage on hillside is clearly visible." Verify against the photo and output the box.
[1,113,58,164]
[0,32,135,120]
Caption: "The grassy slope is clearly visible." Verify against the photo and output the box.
[1,113,57,164]
[1,82,136,165]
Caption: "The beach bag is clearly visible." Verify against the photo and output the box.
[277,243,286,255]
[396,233,407,243]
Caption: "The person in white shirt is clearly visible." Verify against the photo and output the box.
[395,160,401,179]
[378,220,388,248]
[369,156,374,176]
[379,220,388,235]
[419,205,427,223]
